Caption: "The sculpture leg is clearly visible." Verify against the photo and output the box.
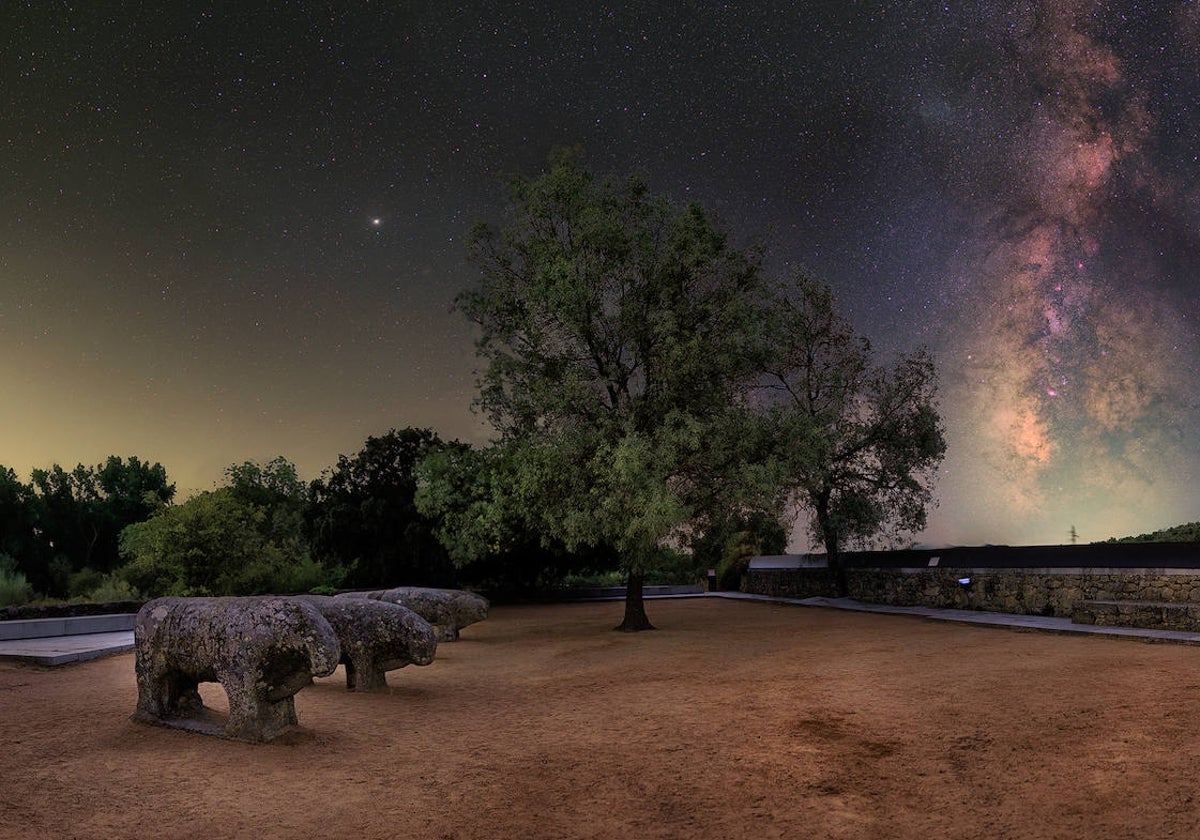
[133,656,165,720]
[220,670,299,743]
[135,659,202,721]
[347,654,388,692]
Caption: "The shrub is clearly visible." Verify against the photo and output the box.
[0,554,32,607]
[46,556,72,599]
[87,573,140,603]
[268,555,346,595]
[68,567,106,599]
[716,530,762,591]
[561,569,626,588]
[644,548,705,586]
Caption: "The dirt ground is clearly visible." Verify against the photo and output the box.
[2,598,1199,839]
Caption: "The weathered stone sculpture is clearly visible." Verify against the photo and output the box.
[132,596,341,742]
[369,587,489,641]
[332,590,381,600]
[297,595,437,692]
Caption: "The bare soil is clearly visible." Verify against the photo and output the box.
[2,598,1199,839]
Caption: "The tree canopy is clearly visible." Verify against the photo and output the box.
[755,275,946,592]
[308,428,458,588]
[448,150,781,629]
[19,457,175,594]
[416,441,604,594]
[1108,521,1200,544]
[119,456,340,597]
[0,467,43,595]
[427,153,948,618]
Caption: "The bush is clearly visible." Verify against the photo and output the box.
[644,548,705,586]
[87,573,140,603]
[68,567,106,599]
[560,569,626,588]
[267,555,346,595]
[0,554,32,607]
[716,530,762,591]
[556,549,704,589]
[46,556,72,599]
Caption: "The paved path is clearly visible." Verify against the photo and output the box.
[716,592,1200,645]
[5,592,1200,666]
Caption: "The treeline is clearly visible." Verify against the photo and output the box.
[1107,522,1200,544]
[0,428,782,606]
[0,456,173,603]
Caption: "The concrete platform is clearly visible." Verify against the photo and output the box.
[0,630,135,666]
[0,613,136,641]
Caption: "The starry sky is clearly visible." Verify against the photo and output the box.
[3,1,1199,547]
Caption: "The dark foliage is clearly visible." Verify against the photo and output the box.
[3,457,174,596]
[308,428,459,588]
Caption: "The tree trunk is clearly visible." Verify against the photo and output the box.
[826,543,847,598]
[814,492,848,598]
[614,570,655,632]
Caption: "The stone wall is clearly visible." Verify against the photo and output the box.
[743,567,1200,618]
[743,568,835,599]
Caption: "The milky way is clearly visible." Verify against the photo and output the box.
[930,2,1200,544]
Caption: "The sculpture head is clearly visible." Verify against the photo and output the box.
[455,591,490,627]
[398,610,438,665]
[353,598,438,667]
[298,607,342,678]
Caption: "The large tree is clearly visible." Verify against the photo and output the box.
[308,428,458,588]
[0,467,46,589]
[27,457,174,592]
[454,151,774,630]
[224,455,309,560]
[120,456,338,597]
[757,275,946,594]
[119,488,280,596]
[93,456,176,565]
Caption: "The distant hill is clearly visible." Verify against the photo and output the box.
[1105,522,1200,544]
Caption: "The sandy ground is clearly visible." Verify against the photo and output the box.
[2,598,1199,839]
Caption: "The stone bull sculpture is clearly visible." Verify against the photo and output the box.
[297,595,437,692]
[132,596,341,742]
[344,587,489,642]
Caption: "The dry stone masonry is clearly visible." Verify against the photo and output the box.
[745,566,1200,619]
[745,543,1200,633]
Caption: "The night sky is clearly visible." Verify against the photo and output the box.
[4,2,1199,548]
